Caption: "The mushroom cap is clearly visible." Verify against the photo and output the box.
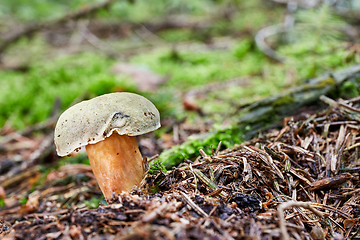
[54,92,160,156]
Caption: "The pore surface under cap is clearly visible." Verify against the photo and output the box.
[54,92,160,156]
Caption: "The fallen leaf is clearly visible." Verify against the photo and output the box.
[18,196,39,215]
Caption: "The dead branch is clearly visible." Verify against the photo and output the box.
[255,24,287,63]
[255,1,297,63]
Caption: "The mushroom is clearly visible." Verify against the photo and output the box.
[54,92,160,200]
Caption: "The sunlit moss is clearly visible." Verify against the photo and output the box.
[340,78,360,99]
[156,125,244,169]
[131,43,267,90]
[83,196,104,209]
[0,53,135,128]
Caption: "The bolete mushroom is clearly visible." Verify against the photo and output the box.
[54,92,160,199]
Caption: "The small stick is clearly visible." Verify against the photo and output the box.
[199,149,208,158]
[180,191,208,218]
[278,201,324,240]
[214,141,222,156]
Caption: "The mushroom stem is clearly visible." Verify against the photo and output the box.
[85,132,144,200]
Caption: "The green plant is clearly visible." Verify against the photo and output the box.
[83,196,104,208]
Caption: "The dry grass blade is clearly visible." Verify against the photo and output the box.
[193,169,218,190]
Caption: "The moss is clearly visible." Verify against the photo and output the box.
[148,160,167,175]
[233,39,253,59]
[0,198,5,207]
[315,77,336,88]
[159,29,195,42]
[340,77,360,99]
[83,196,104,209]
[156,125,244,169]
[19,197,28,205]
[0,53,135,129]
[272,94,295,107]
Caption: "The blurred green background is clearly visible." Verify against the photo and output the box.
[1,0,358,130]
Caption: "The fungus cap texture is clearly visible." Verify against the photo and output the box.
[54,92,160,156]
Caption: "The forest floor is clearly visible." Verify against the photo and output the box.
[1,0,360,239]
[1,95,360,239]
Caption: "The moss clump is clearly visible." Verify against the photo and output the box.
[148,160,167,175]
[233,39,254,59]
[155,125,244,169]
[83,196,104,209]
[339,77,360,99]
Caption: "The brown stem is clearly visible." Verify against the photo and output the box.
[85,133,144,199]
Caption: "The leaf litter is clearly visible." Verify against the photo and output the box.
[0,95,360,239]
